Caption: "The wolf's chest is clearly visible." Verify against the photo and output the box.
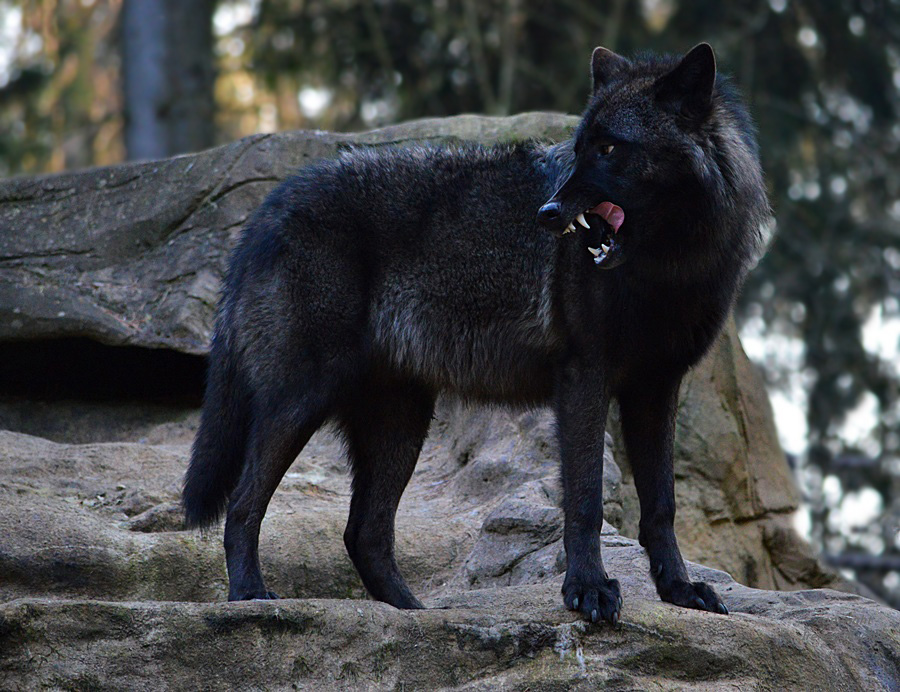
[615,288,729,371]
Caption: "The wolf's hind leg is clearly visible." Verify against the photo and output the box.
[224,391,327,601]
[339,378,435,609]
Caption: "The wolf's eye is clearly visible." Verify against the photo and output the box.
[599,144,615,156]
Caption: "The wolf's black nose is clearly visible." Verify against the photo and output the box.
[537,201,562,225]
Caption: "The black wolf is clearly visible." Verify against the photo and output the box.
[183,43,767,624]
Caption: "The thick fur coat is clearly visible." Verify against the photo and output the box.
[183,44,768,623]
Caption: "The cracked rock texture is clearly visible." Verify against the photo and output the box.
[1,115,898,689]
[0,113,576,354]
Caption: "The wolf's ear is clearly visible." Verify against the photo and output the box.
[591,47,630,91]
[655,43,716,120]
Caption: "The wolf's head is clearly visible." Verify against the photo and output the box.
[538,44,767,273]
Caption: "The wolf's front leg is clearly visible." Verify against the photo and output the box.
[618,370,728,615]
[555,361,621,624]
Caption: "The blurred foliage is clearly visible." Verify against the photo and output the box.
[0,0,123,175]
[0,0,899,604]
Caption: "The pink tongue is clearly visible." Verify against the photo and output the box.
[589,202,625,233]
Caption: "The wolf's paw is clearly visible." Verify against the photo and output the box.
[228,589,280,601]
[562,573,622,625]
[657,579,728,615]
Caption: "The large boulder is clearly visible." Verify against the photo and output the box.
[2,556,898,689]
[0,113,575,354]
[1,420,898,690]
[0,405,615,604]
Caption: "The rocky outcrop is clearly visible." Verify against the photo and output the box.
[0,406,612,605]
[1,415,899,690]
[4,566,897,690]
[1,115,895,689]
[0,113,575,354]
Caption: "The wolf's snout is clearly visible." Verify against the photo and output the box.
[537,201,562,227]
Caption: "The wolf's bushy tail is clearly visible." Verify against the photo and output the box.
[182,335,251,529]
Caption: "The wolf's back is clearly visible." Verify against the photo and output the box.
[181,141,560,527]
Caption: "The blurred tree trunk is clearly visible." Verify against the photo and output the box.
[121,0,215,160]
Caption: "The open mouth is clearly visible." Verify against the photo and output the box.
[563,202,625,268]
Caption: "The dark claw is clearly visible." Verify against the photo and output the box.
[657,579,728,615]
[610,610,619,626]
[563,574,621,624]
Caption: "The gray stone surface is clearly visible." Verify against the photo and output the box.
[2,403,898,690]
[0,114,577,353]
[0,405,616,605]
[2,563,898,690]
